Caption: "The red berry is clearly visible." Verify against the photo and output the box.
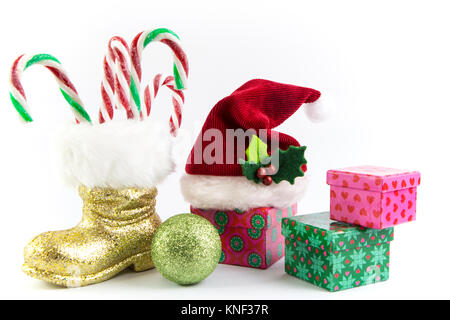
[263,176,273,185]
[257,167,267,179]
[265,164,277,175]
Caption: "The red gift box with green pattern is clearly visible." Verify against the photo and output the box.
[191,204,297,269]
[282,212,394,291]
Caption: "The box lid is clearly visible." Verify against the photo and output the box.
[191,205,297,231]
[327,165,421,193]
[282,212,394,252]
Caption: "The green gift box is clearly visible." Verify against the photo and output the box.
[281,212,394,292]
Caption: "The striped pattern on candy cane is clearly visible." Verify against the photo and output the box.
[99,37,134,123]
[142,74,184,135]
[130,28,189,132]
[110,37,135,119]
[9,53,91,123]
[99,40,116,123]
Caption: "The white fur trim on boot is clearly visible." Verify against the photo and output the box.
[59,119,174,188]
[180,174,309,210]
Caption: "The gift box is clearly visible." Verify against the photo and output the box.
[191,204,297,269]
[327,166,420,229]
[282,212,394,291]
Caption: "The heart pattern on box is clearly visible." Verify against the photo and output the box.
[327,166,421,193]
[330,185,417,229]
[327,166,419,229]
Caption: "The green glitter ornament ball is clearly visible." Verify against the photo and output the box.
[151,213,222,285]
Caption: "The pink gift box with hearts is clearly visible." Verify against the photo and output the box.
[327,166,421,229]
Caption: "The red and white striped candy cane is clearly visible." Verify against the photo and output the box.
[9,53,91,123]
[142,74,184,134]
[130,28,189,135]
[99,40,116,123]
[111,37,135,120]
[99,36,134,123]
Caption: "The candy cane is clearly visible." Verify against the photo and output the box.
[99,70,183,125]
[142,74,184,134]
[99,40,116,123]
[130,28,189,133]
[99,37,134,123]
[9,53,91,123]
[110,37,135,120]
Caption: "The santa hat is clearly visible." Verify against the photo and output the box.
[180,79,327,210]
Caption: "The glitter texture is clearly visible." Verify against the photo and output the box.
[22,186,161,287]
[151,214,221,285]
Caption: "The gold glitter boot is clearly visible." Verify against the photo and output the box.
[22,186,162,287]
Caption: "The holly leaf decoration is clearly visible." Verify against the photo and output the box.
[245,135,270,164]
[240,135,307,185]
[240,135,271,183]
[239,159,266,183]
[272,146,307,185]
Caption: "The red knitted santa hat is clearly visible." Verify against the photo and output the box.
[181,79,327,211]
[185,79,322,176]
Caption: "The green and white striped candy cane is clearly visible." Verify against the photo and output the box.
[9,53,91,123]
[130,28,189,131]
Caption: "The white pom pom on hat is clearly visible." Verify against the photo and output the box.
[303,93,333,123]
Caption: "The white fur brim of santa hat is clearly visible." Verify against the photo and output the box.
[180,174,309,211]
[58,119,174,189]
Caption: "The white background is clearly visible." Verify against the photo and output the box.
[0,0,449,299]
